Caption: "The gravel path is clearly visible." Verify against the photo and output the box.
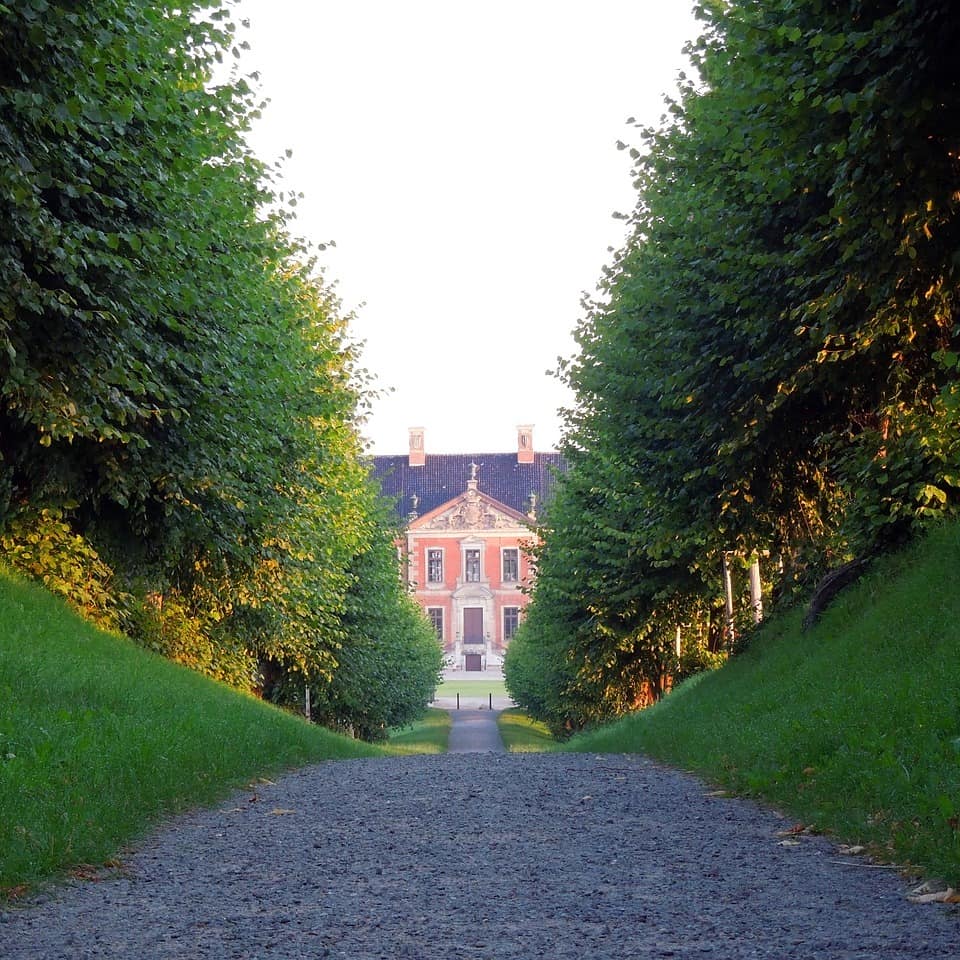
[3,753,957,959]
[446,708,506,753]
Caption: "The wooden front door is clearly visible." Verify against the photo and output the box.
[463,607,483,644]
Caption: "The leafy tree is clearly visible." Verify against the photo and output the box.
[509,0,960,732]
[0,0,441,733]
[315,512,444,740]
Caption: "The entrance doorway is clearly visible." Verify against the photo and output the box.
[463,607,484,671]
[463,607,483,644]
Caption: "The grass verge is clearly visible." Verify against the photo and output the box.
[497,708,556,752]
[434,676,509,701]
[0,568,387,897]
[563,521,960,885]
[387,707,451,754]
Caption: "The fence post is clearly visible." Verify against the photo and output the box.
[722,553,736,647]
[749,557,763,624]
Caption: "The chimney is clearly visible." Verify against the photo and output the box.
[408,427,425,467]
[517,424,534,464]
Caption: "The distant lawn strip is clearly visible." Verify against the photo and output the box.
[564,522,960,887]
[0,570,386,897]
[436,673,508,709]
[434,676,508,698]
[497,709,556,753]
[387,708,451,754]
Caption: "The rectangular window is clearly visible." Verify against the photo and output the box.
[465,548,481,582]
[427,549,443,583]
[428,608,443,641]
[504,606,520,642]
[502,548,519,582]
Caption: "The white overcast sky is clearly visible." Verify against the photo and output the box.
[230,1,699,454]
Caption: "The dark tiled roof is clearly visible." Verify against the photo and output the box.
[370,452,567,520]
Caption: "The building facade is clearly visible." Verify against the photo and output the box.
[372,426,565,670]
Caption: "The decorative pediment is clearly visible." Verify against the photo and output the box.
[413,484,530,532]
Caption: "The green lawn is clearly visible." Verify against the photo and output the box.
[497,708,556,752]
[387,707,451,754]
[434,676,509,700]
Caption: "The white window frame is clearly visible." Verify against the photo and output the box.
[427,607,444,642]
[503,606,520,642]
[426,548,444,584]
[501,547,520,583]
[463,545,482,583]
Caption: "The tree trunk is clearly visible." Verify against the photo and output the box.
[802,556,871,631]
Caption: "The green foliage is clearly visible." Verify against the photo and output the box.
[119,588,257,691]
[503,618,577,737]
[675,641,726,685]
[0,567,386,896]
[309,493,443,741]
[0,510,119,630]
[564,521,960,886]
[511,0,960,729]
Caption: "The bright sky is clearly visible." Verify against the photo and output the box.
[231,0,698,454]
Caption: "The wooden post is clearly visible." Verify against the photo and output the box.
[722,553,736,647]
[305,686,311,720]
[749,557,763,625]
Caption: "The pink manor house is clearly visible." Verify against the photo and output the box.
[371,426,565,671]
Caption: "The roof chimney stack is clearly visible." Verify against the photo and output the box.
[408,426,425,467]
[517,424,534,464]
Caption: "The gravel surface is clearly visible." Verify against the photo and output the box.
[446,708,506,753]
[3,752,958,959]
